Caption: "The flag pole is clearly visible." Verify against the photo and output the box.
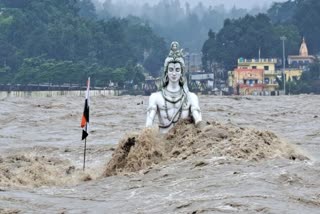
[83,126,87,171]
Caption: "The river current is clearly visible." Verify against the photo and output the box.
[0,94,319,213]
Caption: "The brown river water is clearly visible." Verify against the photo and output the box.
[0,93,319,214]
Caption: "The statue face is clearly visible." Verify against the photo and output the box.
[167,62,182,84]
[171,42,178,51]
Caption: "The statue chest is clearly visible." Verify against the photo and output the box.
[157,98,191,121]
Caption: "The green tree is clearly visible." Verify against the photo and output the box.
[77,0,97,20]
[202,14,280,72]
[267,1,297,24]
[0,0,166,86]
[293,0,320,54]
[111,68,127,87]
[286,59,320,94]
[273,24,301,57]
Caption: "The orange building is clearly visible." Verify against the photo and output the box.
[233,68,265,95]
[228,58,279,95]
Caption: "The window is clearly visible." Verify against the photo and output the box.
[252,66,257,69]
[264,66,269,70]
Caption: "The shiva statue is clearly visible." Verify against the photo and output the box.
[146,41,202,133]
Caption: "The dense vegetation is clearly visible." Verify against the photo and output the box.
[288,59,320,94]
[202,0,320,93]
[0,0,166,87]
[1,0,319,93]
[267,0,320,54]
[202,14,301,71]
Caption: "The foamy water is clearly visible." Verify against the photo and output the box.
[0,94,319,213]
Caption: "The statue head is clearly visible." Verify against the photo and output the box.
[162,41,185,87]
[171,41,179,52]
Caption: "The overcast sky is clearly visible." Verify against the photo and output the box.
[97,0,287,9]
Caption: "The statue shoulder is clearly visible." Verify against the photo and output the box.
[188,92,199,100]
[150,91,162,99]
[148,91,163,105]
[187,92,200,105]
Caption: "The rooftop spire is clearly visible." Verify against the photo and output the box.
[299,37,308,57]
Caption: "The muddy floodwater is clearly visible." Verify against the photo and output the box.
[0,94,319,214]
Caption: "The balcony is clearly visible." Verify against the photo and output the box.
[238,58,278,64]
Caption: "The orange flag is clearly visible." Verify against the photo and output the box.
[81,77,90,140]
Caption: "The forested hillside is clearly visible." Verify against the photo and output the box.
[0,0,166,87]
[202,0,320,93]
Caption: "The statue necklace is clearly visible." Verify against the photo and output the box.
[159,88,185,128]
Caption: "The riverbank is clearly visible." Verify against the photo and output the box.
[0,90,124,98]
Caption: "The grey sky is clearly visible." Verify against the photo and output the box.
[97,0,287,9]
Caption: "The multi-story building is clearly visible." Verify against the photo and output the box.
[228,58,279,95]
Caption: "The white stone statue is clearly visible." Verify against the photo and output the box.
[146,41,202,133]
[168,41,183,58]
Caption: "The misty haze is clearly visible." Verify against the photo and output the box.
[96,0,286,9]
[92,0,278,51]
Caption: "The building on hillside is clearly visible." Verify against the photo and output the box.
[284,69,303,81]
[288,37,315,70]
[285,37,315,81]
[228,58,279,95]
[188,72,214,93]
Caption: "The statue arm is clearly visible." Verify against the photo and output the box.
[189,93,202,125]
[146,93,158,127]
